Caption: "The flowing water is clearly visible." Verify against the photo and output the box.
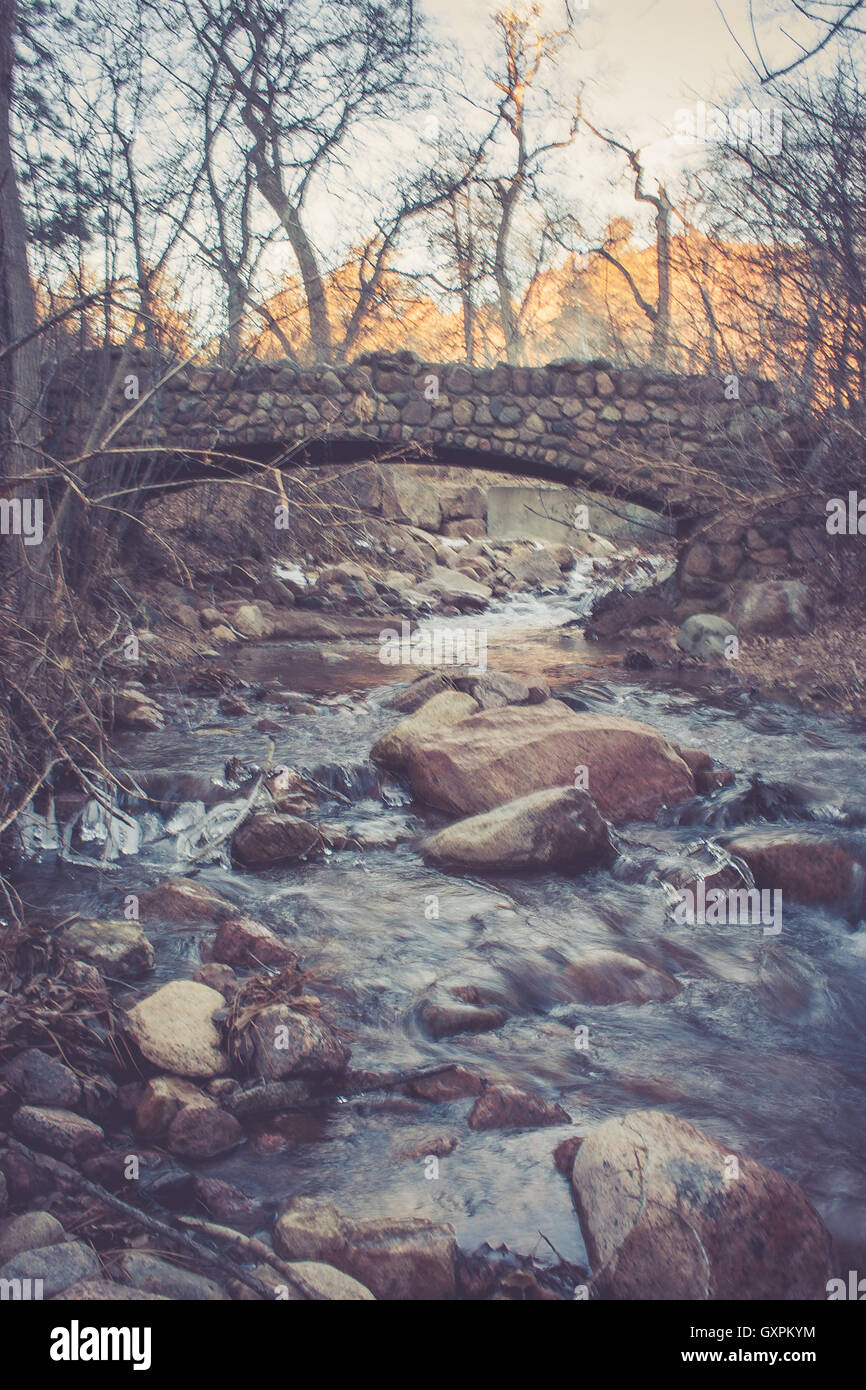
[11,561,866,1277]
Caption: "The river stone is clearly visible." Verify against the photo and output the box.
[62,918,153,980]
[370,691,478,771]
[244,1260,376,1300]
[138,876,238,925]
[570,1109,832,1299]
[563,948,680,1004]
[405,701,695,823]
[232,813,323,868]
[2,1049,82,1108]
[676,613,737,660]
[53,1279,169,1300]
[12,1105,104,1159]
[114,687,165,732]
[245,1005,349,1081]
[720,829,866,919]
[0,1240,100,1298]
[125,980,228,1078]
[0,1211,65,1265]
[730,580,814,634]
[415,994,507,1040]
[212,916,298,969]
[416,565,492,603]
[408,1065,485,1101]
[467,1084,570,1131]
[135,1077,207,1139]
[421,786,616,873]
[501,548,563,589]
[230,603,271,639]
[117,1250,227,1300]
[166,1099,243,1160]
[273,1197,457,1300]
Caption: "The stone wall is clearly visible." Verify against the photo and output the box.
[49,348,801,518]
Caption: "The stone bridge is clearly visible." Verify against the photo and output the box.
[48,349,802,522]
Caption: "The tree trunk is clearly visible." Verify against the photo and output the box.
[0,0,48,622]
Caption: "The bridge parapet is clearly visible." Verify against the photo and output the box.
[47,349,799,514]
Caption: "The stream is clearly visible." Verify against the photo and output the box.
[10,560,866,1278]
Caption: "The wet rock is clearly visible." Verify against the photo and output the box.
[415,994,507,1040]
[570,1109,832,1299]
[273,1197,457,1300]
[114,687,165,732]
[166,1099,243,1160]
[53,1279,168,1300]
[223,1079,311,1118]
[0,1211,65,1265]
[193,1177,267,1233]
[212,916,298,970]
[450,668,551,709]
[391,1127,459,1161]
[421,786,616,873]
[232,813,323,868]
[0,1240,100,1298]
[138,876,238,926]
[244,1005,349,1081]
[12,1106,104,1159]
[676,613,737,660]
[218,694,251,716]
[408,1065,485,1102]
[731,579,814,635]
[553,1134,584,1174]
[2,1049,82,1109]
[193,962,240,997]
[406,701,695,823]
[677,747,734,793]
[468,1084,570,1131]
[370,691,478,772]
[62,918,153,980]
[116,1250,227,1300]
[125,980,228,1078]
[563,948,680,1004]
[720,829,866,918]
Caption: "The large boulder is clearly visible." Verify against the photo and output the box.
[370,691,478,772]
[405,701,695,824]
[125,980,228,1078]
[730,580,814,635]
[273,1198,457,1300]
[421,786,616,872]
[570,1110,831,1299]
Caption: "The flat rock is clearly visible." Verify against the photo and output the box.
[406,701,695,823]
[563,948,680,1004]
